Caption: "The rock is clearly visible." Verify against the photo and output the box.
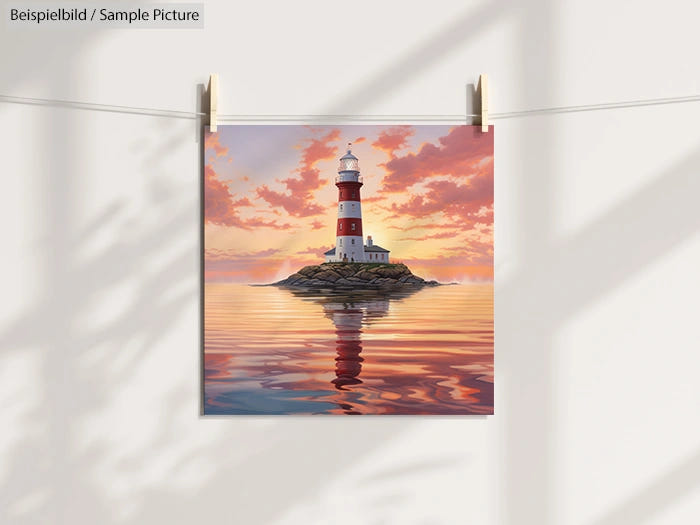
[314,270,339,282]
[272,262,441,289]
[283,273,305,284]
[298,265,321,277]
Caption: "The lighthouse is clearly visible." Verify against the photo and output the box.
[333,143,365,262]
[323,144,391,263]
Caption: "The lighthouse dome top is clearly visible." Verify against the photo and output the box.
[340,150,358,161]
[338,143,360,173]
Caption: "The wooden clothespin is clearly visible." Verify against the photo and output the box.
[208,74,219,132]
[478,73,488,132]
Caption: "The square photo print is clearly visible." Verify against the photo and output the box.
[203,125,493,415]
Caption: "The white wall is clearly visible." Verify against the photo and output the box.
[1,1,699,523]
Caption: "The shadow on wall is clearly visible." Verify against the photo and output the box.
[1,0,699,524]
[0,33,419,525]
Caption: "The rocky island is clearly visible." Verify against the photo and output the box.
[271,262,439,290]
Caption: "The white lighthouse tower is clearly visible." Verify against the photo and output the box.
[331,144,365,262]
[323,144,391,263]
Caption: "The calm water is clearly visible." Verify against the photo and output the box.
[204,284,493,415]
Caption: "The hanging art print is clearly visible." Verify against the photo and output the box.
[203,125,493,415]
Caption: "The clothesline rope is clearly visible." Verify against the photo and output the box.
[2,93,700,122]
[0,94,203,119]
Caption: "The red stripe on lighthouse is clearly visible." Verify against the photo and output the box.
[337,182,362,201]
[336,218,363,236]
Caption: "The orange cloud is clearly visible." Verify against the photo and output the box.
[310,220,325,230]
[372,126,414,155]
[205,132,229,157]
[256,128,340,217]
[353,136,366,144]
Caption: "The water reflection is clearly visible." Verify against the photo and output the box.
[289,290,416,412]
[204,284,493,415]
[327,301,367,388]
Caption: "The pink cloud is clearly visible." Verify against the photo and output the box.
[204,165,291,230]
[256,128,340,217]
[390,176,493,221]
[372,126,414,155]
[204,165,242,227]
[233,196,253,207]
[255,186,326,217]
[381,125,493,192]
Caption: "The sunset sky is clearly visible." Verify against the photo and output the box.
[204,125,493,283]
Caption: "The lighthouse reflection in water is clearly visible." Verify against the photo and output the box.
[323,295,388,391]
[204,284,494,415]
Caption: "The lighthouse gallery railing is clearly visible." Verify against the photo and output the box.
[335,175,363,184]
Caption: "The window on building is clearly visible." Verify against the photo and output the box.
[340,204,343,211]
[351,223,356,231]
[339,239,342,246]
[351,239,355,245]
[352,191,356,198]
[339,223,343,230]
[352,203,355,208]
